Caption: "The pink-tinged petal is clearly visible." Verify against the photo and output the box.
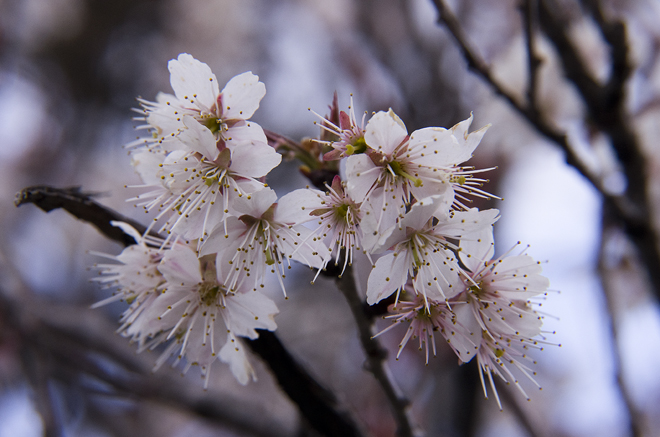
[224,121,268,145]
[221,71,266,120]
[224,291,279,339]
[231,187,278,218]
[228,141,282,179]
[178,115,220,160]
[158,246,202,285]
[219,335,256,385]
[168,54,219,112]
[346,154,380,203]
[274,188,324,225]
[366,252,409,305]
[364,110,408,156]
[459,227,495,272]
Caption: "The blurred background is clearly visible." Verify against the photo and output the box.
[1,0,660,436]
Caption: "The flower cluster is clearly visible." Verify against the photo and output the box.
[311,101,550,406]
[94,53,550,400]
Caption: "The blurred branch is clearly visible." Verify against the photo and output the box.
[536,0,660,303]
[432,0,660,302]
[15,184,364,437]
[597,216,645,437]
[521,0,543,113]
[431,0,592,183]
[335,266,421,437]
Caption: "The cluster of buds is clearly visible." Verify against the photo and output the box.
[94,54,551,404]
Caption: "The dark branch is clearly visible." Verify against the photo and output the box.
[15,185,147,247]
[432,0,660,302]
[247,331,365,437]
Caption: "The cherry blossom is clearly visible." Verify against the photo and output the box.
[199,187,328,295]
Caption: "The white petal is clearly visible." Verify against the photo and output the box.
[346,154,379,203]
[231,187,278,218]
[219,335,256,385]
[433,208,500,238]
[130,150,166,186]
[224,290,279,339]
[168,54,219,112]
[365,110,408,156]
[459,226,495,272]
[366,252,409,305]
[274,188,324,225]
[178,115,219,160]
[221,71,266,120]
[224,121,268,145]
[158,245,202,285]
[229,141,282,179]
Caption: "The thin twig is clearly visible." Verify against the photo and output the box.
[15,185,149,247]
[520,0,543,112]
[597,216,645,437]
[335,266,421,437]
[536,0,660,303]
[432,0,660,303]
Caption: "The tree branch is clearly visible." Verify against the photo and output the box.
[335,266,421,437]
[432,0,660,302]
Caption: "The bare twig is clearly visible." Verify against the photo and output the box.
[15,186,148,247]
[597,217,645,437]
[536,0,660,302]
[431,0,596,187]
[520,0,543,112]
[335,266,421,437]
[432,0,660,302]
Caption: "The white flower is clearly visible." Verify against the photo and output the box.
[199,188,328,295]
[128,54,267,153]
[345,111,495,231]
[91,222,171,346]
[457,229,550,408]
[130,115,281,242]
[366,196,499,306]
[373,287,477,364]
[125,244,279,387]
[304,176,365,275]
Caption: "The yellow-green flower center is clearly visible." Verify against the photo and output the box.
[389,160,422,187]
[345,137,367,155]
[199,282,221,307]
